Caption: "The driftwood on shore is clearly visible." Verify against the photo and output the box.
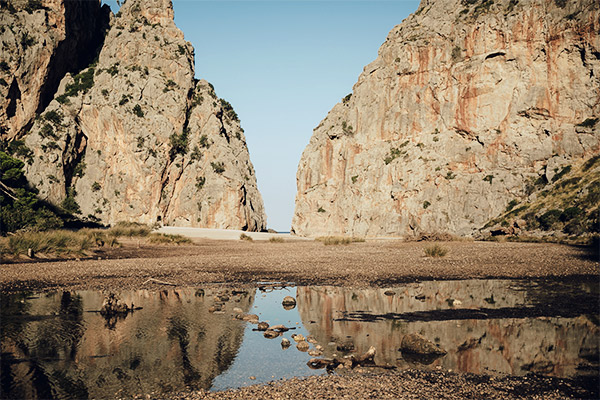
[142,278,176,286]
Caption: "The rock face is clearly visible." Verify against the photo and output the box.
[0,0,110,140]
[292,0,600,237]
[3,0,266,230]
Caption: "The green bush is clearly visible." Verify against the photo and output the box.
[211,161,225,174]
[505,199,518,212]
[133,104,144,117]
[169,130,189,159]
[538,209,562,230]
[219,98,239,122]
[195,176,205,190]
[61,68,95,99]
[0,152,63,234]
[61,188,81,215]
[551,165,571,182]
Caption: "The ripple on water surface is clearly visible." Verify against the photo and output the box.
[1,278,598,399]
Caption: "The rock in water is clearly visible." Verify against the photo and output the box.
[281,338,291,349]
[5,0,266,231]
[100,293,130,315]
[264,330,280,339]
[292,0,600,238]
[282,296,297,309]
[400,333,447,357]
[257,322,270,331]
[296,340,310,352]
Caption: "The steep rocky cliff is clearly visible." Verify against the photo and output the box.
[2,0,266,231]
[293,0,600,238]
[0,0,109,140]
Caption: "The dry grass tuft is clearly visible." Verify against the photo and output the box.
[316,236,365,245]
[269,236,285,243]
[240,233,253,241]
[148,233,191,244]
[424,244,448,257]
[107,221,152,237]
[1,230,94,257]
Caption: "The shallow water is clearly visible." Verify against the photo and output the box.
[1,278,598,399]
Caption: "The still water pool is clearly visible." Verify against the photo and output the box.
[1,278,597,399]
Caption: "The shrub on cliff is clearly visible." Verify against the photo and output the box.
[0,151,63,234]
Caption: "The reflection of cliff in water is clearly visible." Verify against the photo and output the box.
[1,288,254,399]
[297,279,598,378]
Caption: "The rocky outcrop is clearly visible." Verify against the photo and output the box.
[4,0,266,230]
[0,0,110,140]
[292,0,600,237]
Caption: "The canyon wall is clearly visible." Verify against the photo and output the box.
[1,0,266,230]
[292,0,599,237]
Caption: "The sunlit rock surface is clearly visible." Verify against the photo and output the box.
[293,0,600,237]
[3,0,266,230]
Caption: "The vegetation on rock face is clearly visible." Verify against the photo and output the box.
[211,161,225,174]
[482,155,600,243]
[169,130,189,159]
[219,99,239,122]
[56,68,95,103]
[0,151,63,234]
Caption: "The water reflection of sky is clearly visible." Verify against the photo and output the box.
[211,286,325,391]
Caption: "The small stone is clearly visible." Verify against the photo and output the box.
[291,333,305,342]
[242,314,259,323]
[281,338,291,348]
[306,335,318,344]
[257,322,269,331]
[296,341,310,352]
[264,330,280,339]
[249,376,256,380]
[282,296,297,310]
[308,349,322,357]
[384,290,395,296]
[233,307,243,314]
[400,333,447,356]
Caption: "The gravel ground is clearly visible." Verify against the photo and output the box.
[1,239,597,293]
[165,369,597,399]
[2,239,599,399]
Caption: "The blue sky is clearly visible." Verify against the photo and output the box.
[103,0,419,231]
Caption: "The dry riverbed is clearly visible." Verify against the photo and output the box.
[1,239,599,399]
[1,239,598,293]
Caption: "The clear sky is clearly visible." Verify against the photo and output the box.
[103,0,419,231]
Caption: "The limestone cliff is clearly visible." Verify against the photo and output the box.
[2,0,266,230]
[292,0,600,237]
[0,0,109,140]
